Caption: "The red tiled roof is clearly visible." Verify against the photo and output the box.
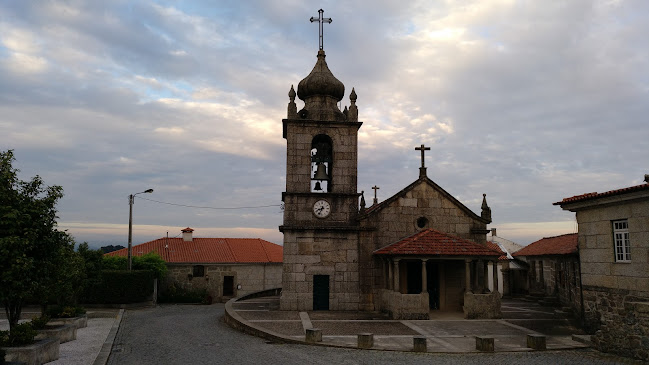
[374,229,502,257]
[513,233,578,257]
[486,241,508,261]
[554,183,649,205]
[105,237,283,264]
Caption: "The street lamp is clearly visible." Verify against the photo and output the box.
[128,188,154,271]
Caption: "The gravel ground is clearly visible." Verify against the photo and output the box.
[106,304,643,365]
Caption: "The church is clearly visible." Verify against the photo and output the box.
[279,14,502,319]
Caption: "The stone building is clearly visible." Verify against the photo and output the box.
[554,179,649,361]
[107,228,283,302]
[487,229,527,297]
[512,233,582,315]
[279,46,502,318]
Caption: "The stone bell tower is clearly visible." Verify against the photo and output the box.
[279,10,363,311]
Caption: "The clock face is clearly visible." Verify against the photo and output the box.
[313,200,331,218]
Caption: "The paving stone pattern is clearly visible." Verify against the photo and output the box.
[106,303,644,365]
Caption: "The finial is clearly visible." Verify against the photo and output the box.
[348,87,358,122]
[481,193,492,223]
[359,190,366,213]
[350,87,357,102]
[289,85,296,100]
[310,9,332,51]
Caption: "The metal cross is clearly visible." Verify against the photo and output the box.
[310,9,332,50]
[415,144,431,168]
[372,185,380,205]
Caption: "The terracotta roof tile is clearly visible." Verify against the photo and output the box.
[486,241,508,261]
[554,183,649,205]
[105,237,282,264]
[374,229,501,257]
[513,233,578,257]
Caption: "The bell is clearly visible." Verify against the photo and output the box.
[314,181,323,191]
[313,163,329,180]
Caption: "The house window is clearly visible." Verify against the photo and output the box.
[193,265,205,277]
[613,220,631,262]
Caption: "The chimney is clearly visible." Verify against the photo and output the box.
[491,228,497,237]
[181,227,194,242]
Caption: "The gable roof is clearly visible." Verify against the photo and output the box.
[361,176,489,224]
[106,237,283,264]
[486,241,508,261]
[513,233,578,257]
[554,183,649,205]
[374,228,501,257]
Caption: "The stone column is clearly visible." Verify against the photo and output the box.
[393,259,400,293]
[465,259,472,293]
[487,261,494,292]
[421,259,428,294]
[483,260,489,293]
[492,261,499,293]
[388,259,393,290]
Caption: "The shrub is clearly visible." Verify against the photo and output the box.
[83,270,154,304]
[47,305,85,318]
[30,315,50,330]
[0,323,36,347]
[1,347,5,365]
[158,283,208,304]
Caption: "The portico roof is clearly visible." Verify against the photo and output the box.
[374,228,501,257]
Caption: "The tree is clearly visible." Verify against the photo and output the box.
[100,244,125,253]
[0,150,67,330]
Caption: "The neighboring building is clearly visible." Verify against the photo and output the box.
[107,228,283,302]
[512,233,582,315]
[555,179,649,361]
[279,46,502,319]
[487,229,527,297]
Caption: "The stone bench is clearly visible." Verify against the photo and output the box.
[475,336,494,352]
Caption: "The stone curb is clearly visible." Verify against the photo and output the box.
[92,308,124,365]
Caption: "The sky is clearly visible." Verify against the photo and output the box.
[1,0,647,249]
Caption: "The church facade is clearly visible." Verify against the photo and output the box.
[279,46,501,319]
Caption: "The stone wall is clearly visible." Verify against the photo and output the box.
[463,292,502,319]
[378,289,429,319]
[280,230,360,311]
[586,286,649,361]
[163,263,282,302]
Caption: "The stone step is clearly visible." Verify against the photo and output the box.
[571,334,593,346]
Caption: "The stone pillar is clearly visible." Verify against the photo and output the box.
[487,261,494,292]
[483,260,489,293]
[497,263,505,296]
[492,261,499,293]
[413,336,427,352]
[393,259,400,293]
[465,259,472,293]
[421,259,428,294]
[387,259,393,290]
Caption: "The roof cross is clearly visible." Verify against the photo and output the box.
[415,144,431,178]
[310,9,332,50]
[372,185,380,205]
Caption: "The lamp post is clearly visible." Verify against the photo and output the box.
[128,188,154,271]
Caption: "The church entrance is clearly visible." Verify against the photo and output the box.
[427,261,440,310]
[313,275,330,310]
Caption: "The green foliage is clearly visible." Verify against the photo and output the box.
[158,283,209,304]
[100,245,125,253]
[83,270,154,304]
[0,347,5,365]
[102,255,127,270]
[102,252,167,280]
[30,315,50,330]
[46,305,86,318]
[0,150,69,330]
[0,323,36,347]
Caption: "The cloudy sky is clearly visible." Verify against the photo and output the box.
[2,0,647,249]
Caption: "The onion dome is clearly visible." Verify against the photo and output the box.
[297,50,345,102]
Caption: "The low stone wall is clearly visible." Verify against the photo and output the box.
[379,289,429,319]
[2,338,60,365]
[50,315,88,329]
[35,324,76,343]
[463,292,502,319]
[586,286,649,361]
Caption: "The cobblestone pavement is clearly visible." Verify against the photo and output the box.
[107,304,642,365]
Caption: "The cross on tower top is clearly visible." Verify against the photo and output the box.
[415,144,431,178]
[372,185,380,205]
[310,9,332,50]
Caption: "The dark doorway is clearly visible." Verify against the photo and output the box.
[313,275,330,310]
[427,262,440,309]
[406,261,422,294]
[223,275,234,296]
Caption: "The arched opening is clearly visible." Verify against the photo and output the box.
[311,134,333,193]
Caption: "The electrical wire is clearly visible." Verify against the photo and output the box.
[137,196,281,210]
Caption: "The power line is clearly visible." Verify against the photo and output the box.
[138,196,282,210]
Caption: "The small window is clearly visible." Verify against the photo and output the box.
[193,265,205,277]
[416,216,428,229]
[613,220,631,262]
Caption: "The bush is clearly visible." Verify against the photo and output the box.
[46,305,85,318]
[30,315,50,330]
[83,270,154,304]
[0,323,36,347]
[1,347,5,365]
[158,283,208,304]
